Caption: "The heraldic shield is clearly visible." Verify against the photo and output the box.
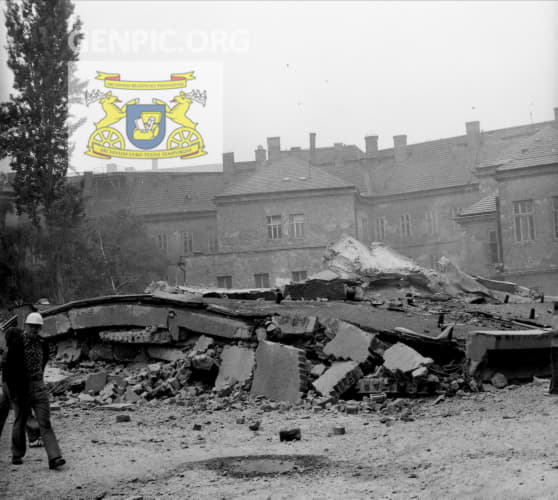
[126,104,166,149]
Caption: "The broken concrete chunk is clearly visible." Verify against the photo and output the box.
[322,318,377,363]
[310,363,327,377]
[85,372,108,394]
[147,346,188,362]
[190,353,217,371]
[55,338,82,363]
[411,366,429,379]
[491,372,508,389]
[192,335,214,353]
[250,340,307,403]
[383,342,433,374]
[271,315,318,336]
[312,361,363,397]
[214,345,255,391]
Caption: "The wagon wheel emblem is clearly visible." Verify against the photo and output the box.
[167,127,204,153]
[88,127,125,151]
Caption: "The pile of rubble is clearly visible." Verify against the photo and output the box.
[3,236,555,410]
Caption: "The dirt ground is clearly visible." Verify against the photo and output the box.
[2,381,558,500]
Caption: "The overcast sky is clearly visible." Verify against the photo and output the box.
[1,1,557,173]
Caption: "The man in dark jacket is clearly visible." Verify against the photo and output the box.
[0,327,41,445]
[8,313,65,469]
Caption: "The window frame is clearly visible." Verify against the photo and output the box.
[267,215,282,240]
[182,231,194,255]
[288,213,305,239]
[399,213,412,238]
[217,275,232,289]
[254,273,270,288]
[513,199,535,242]
[291,270,307,282]
[375,216,386,241]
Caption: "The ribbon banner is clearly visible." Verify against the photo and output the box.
[86,143,206,160]
[96,72,196,90]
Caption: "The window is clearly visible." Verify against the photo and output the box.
[217,275,232,289]
[267,215,282,240]
[208,231,218,253]
[360,216,370,241]
[553,197,558,238]
[400,214,412,237]
[375,217,386,241]
[254,273,270,288]
[182,231,193,254]
[157,234,168,255]
[513,200,535,241]
[292,270,307,282]
[425,211,436,235]
[488,231,499,264]
[288,214,305,238]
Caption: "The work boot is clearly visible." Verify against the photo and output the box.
[12,457,23,465]
[48,457,65,470]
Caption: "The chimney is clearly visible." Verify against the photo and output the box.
[152,159,158,170]
[222,152,235,176]
[106,163,117,173]
[466,121,481,148]
[365,135,378,158]
[267,136,281,161]
[255,145,266,165]
[393,135,407,163]
[334,142,344,168]
[309,132,316,166]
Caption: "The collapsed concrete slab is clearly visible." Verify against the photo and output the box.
[169,310,251,340]
[467,328,554,379]
[322,318,377,363]
[250,340,307,403]
[69,304,169,331]
[42,313,72,338]
[214,345,255,391]
[383,342,433,374]
[312,361,363,397]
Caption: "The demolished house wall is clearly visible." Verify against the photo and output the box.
[455,215,499,277]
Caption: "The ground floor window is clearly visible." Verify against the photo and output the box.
[217,275,232,289]
[254,273,270,288]
[292,270,307,282]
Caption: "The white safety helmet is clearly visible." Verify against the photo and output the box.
[25,312,44,326]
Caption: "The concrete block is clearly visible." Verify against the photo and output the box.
[85,372,107,394]
[383,342,433,374]
[69,305,169,331]
[192,335,214,353]
[170,310,251,340]
[214,345,255,391]
[147,346,188,362]
[322,318,377,363]
[55,338,82,363]
[123,389,140,403]
[250,340,307,403]
[310,363,327,377]
[190,353,217,371]
[271,315,318,336]
[42,313,72,338]
[312,361,363,397]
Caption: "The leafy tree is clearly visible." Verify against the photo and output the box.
[86,210,168,296]
[1,0,84,224]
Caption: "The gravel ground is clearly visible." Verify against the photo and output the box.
[2,381,558,500]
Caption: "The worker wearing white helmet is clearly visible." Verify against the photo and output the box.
[9,312,65,470]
